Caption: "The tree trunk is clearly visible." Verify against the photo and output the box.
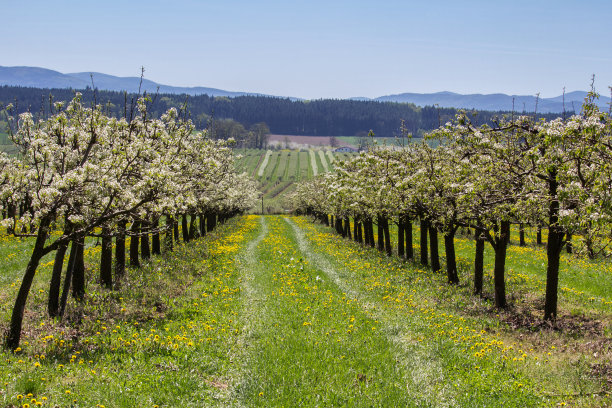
[474,228,485,295]
[207,213,216,232]
[59,239,78,318]
[151,217,161,255]
[383,217,392,256]
[48,239,68,318]
[173,216,180,242]
[420,219,428,265]
[493,221,510,308]
[429,225,440,272]
[199,214,206,237]
[188,214,197,240]
[6,218,50,349]
[129,221,140,268]
[398,216,405,258]
[141,219,151,260]
[344,217,352,240]
[519,223,525,246]
[377,216,384,252]
[536,227,542,245]
[544,173,564,320]
[444,230,459,284]
[165,215,174,252]
[367,218,375,247]
[565,233,572,254]
[100,227,113,289]
[115,220,126,278]
[353,219,359,242]
[405,217,414,260]
[181,214,190,243]
[71,236,85,301]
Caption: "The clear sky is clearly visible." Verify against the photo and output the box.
[2,0,611,99]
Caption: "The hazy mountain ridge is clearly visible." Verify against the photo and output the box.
[0,66,264,98]
[373,91,610,114]
[1,66,610,113]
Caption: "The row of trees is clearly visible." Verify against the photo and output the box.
[0,85,566,138]
[0,93,258,349]
[292,92,612,320]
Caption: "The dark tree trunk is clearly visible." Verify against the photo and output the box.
[181,214,190,243]
[405,218,414,260]
[207,213,216,232]
[199,214,206,237]
[474,228,485,295]
[323,214,329,226]
[383,217,392,256]
[429,225,440,272]
[536,227,542,245]
[493,220,510,309]
[398,216,405,258]
[6,218,50,349]
[367,218,375,247]
[353,219,359,242]
[59,239,78,318]
[151,218,161,255]
[420,219,428,266]
[72,236,85,301]
[377,216,384,252]
[100,227,113,289]
[129,221,140,268]
[188,213,197,240]
[115,220,126,278]
[48,239,68,318]
[141,219,151,260]
[519,223,525,246]
[356,221,363,243]
[544,173,564,321]
[345,217,352,240]
[173,216,180,242]
[165,215,174,252]
[565,233,572,254]
[444,229,459,284]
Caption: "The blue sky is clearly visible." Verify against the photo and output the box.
[2,0,611,99]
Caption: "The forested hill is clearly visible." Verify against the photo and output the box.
[0,85,566,137]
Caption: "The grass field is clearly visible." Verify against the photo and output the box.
[236,148,354,213]
[1,215,609,407]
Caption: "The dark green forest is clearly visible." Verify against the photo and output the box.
[0,85,566,138]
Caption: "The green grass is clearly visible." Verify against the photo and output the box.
[1,215,610,406]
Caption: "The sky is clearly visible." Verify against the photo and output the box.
[2,0,611,99]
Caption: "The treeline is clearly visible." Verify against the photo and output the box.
[0,85,566,138]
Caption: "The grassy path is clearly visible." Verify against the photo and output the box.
[1,215,609,407]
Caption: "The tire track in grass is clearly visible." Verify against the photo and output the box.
[231,215,268,406]
[283,216,455,407]
[236,216,418,407]
[287,217,548,407]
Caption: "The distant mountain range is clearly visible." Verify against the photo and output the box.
[0,66,265,98]
[1,66,610,113]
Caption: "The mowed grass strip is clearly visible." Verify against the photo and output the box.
[234,216,414,407]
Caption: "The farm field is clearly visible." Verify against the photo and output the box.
[235,148,354,213]
[1,215,610,407]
